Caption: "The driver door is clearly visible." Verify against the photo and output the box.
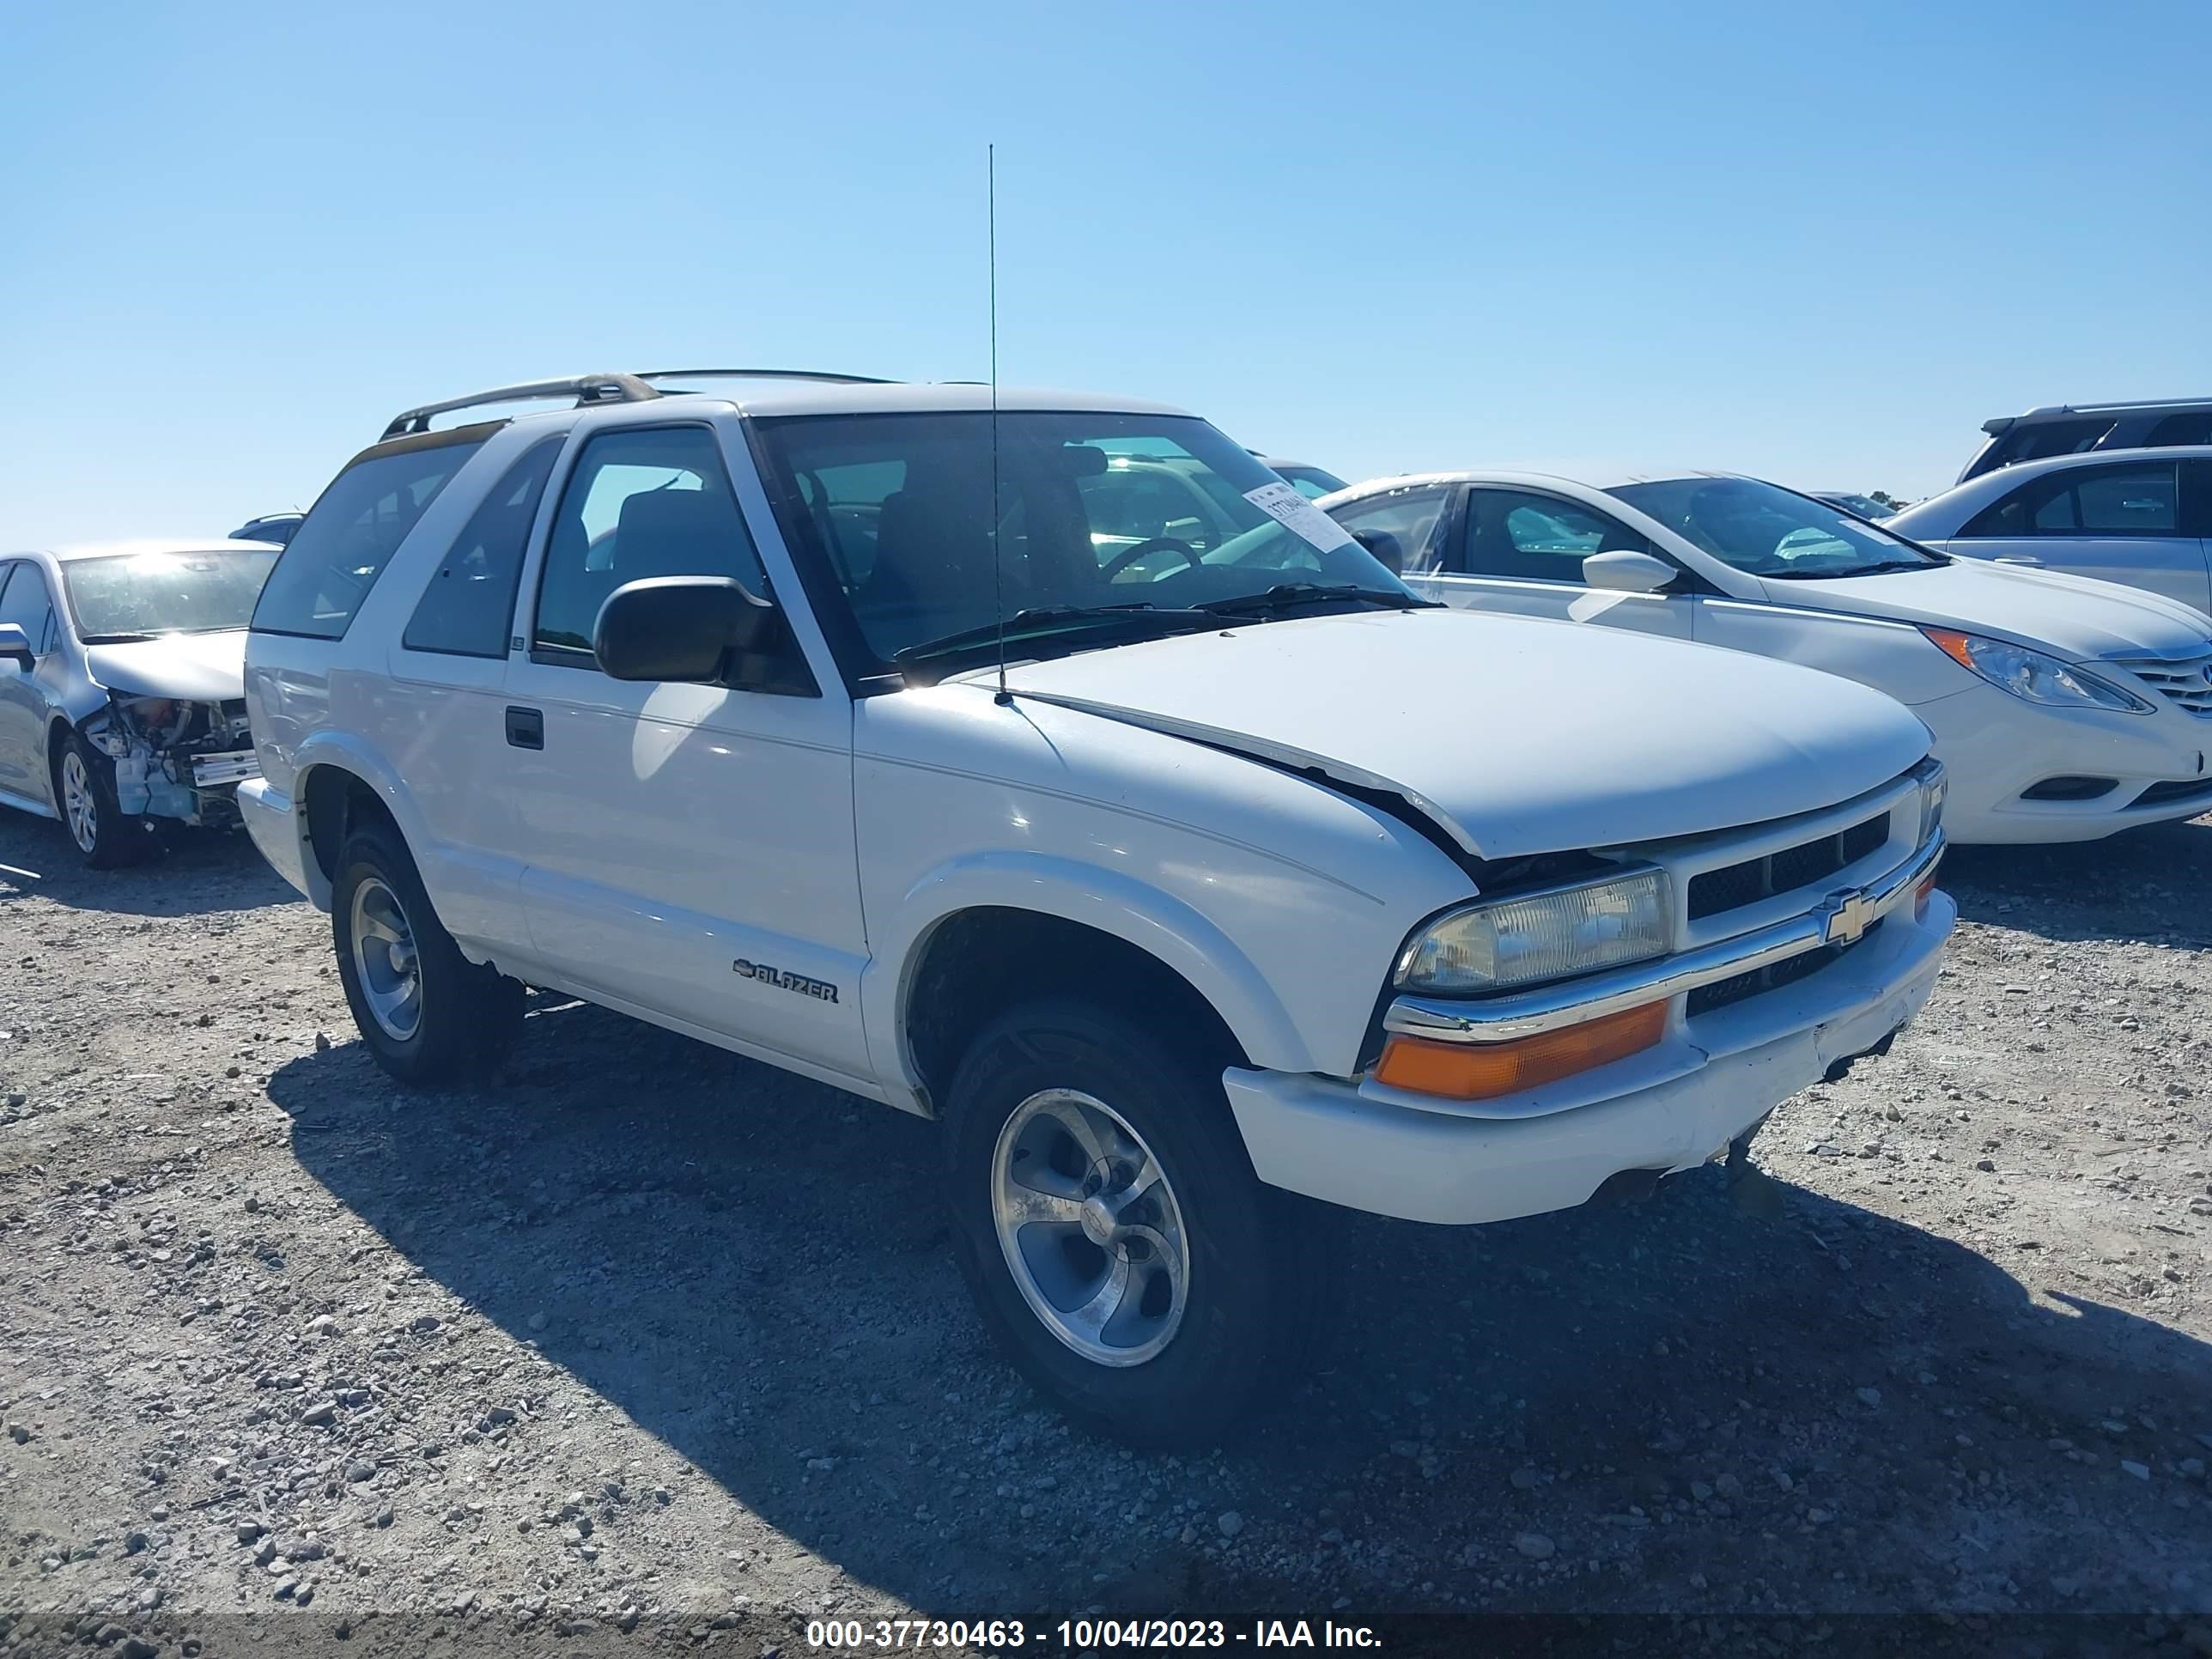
[1427,488,1697,639]
[496,413,873,1087]
[0,562,60,800]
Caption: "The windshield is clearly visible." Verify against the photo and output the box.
[1607,477,1942,580]
[753,411,1414,670]
[1820,493,1894,521]
[64,549,280,638]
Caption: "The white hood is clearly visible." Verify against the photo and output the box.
[82,629,248,702]
[1762,560,2212,660]
[990,609,1929,860]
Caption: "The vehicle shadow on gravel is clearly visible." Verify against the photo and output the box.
[1943,813,2212,945]
[0,816,295,916]
[267,996,2212,1616]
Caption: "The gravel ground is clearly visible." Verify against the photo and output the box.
[3,808,2209,1656]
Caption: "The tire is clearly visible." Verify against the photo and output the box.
[331,819,523,1085]
[941,998,1297,1449]
[52,732,147,870]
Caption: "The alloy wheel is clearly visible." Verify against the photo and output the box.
[990,1088,1191,1367]
[349,876,423,1041]
[60,749,97,854]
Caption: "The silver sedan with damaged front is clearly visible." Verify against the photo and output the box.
[0,541,276,867]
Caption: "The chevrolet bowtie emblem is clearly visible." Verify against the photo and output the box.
[1823,889,1879,946]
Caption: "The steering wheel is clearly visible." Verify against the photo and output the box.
[1100,536,1201,581]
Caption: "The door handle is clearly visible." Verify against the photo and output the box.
[505,706,544,750]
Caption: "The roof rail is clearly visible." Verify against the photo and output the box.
[636,368,898,387]
[380,372,661,440]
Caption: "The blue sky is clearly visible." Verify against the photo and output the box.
[4,0,2207,545]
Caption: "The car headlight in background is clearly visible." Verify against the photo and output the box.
[1922,629,2153,714]
[1395,867,1672,995]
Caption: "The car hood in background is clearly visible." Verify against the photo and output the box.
[1761,560,2212,660]
[991,609,1929,860]
[83,629,249,702]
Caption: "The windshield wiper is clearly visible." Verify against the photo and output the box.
[893,603,1217,664]
[1196,582,1437,617]
[80,632,158,644]
[1765,559,1936,580]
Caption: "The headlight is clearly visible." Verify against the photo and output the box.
[1922,629,2153,714]
[1395,868,1672,995]
[1911,757,1948,847]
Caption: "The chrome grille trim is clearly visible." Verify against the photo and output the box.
[2111,652,2212,717]
[1386,833,1945,1044]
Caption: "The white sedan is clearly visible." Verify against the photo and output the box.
[1322,470,2212,844]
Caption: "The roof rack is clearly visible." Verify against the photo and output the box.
[380,368,900,440]
[381,373,659,439]
[637,368,897,386]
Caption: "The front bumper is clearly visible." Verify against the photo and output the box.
[1919,682,2212,843]
[237,776,317,902]
[1223,887,1954,1226]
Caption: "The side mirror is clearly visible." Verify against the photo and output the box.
[1582,550,1676,593]
[0,623,32,672]
[592,576,781,684]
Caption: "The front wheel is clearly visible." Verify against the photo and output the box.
[942,1000,1297,1448]
[331,821,522,1085]
[53,732,147,869]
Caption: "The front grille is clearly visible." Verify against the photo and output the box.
[1686,812,1891,922]
[2135,777,2212,809]
[1686,922,1881,1018]
[2111,652,2212,717]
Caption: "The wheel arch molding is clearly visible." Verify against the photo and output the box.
[871,853,1319,1109]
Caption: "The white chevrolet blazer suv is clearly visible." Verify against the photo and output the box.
[238,370,1955,1444]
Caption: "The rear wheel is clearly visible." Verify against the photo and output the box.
[942,999,1297,1448]
[53,732,147,869]
[332,821,522,1084]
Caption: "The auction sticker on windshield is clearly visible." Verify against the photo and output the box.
[1244,480,1357,553]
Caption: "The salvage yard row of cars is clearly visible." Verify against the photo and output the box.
[1,374,2206,1443]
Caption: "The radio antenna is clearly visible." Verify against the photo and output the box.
[989,143,1011,706]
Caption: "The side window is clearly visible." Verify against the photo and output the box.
[402,437,564,658]
[1464,489,1651,581]
[1960,482,2034,538]
[1962,462,2179,539]
[533,425,769,658]
[0,562,57,654]
[2143,412,2212,448]
[1326,487,1450,575]
[252,433,489,638]
[2075,466,2178,533]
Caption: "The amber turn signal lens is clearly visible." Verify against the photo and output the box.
[1374,1000,1668,1101]
[1916,872,1938,917]
[1923,629,1978,672]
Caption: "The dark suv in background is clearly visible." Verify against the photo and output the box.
[1962,397,2212,483]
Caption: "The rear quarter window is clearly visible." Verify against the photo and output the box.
[402,436,564,658]
[252,428,495,639]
